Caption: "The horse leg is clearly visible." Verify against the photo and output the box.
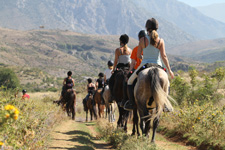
[72,102,75,120]
[144,119,151,138]
[98,104,101,118]
[140,119,144,135]
[86,110,88,122]
[151,118,159,143]
[90,109,93,121]
[117,107,122,128]
[66,103,70,117]
[93,105,97,120]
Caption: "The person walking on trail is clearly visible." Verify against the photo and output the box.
[83,78,96,111]
[59,71,75,101]
[21,89,30,100]
[124,18,174,111]
[119,30,147,107]
[104,60,114,85]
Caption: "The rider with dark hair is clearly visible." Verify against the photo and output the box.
[22,89,30,100]
[83,78,96,111]
[109,34,132,103]
[124,18,174,111]
[119,30,147,107]
[59,71,75,101]
[96,72,104,89]
[104,60,114,85]
[112,34,132,70]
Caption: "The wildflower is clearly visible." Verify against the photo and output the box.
[212,113,215,116]
[198,117,200,120]
[196,99,198,102]
[5,104,14,110]
[218,120,221,123]
[0,141,3,146]
[192,126,194,128]
[5,113,10,118]
[14,109,19,115]
[14,114,18,120]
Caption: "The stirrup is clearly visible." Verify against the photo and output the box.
[123,101,133,111]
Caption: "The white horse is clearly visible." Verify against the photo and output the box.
[103,85,116,122]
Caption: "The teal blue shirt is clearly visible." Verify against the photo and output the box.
[141,36,162,66]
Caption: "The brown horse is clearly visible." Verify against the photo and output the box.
[103,85,116,122]
[109,68,130,131]
[85,95,97,122]
[93,88,105,118]
[61,89,76,120]
[134,67,175,142]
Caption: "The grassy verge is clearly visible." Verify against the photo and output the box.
[0,89,66,149]
[96,120,161,150]
[159,101,225,150]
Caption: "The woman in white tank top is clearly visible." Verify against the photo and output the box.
[112,34,132,71]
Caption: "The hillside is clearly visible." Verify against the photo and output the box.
[0,28,201,77]
[197,3,225,23]
[2,0,225,45]
[168,38,225,63]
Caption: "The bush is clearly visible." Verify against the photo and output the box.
[0,68,20,89]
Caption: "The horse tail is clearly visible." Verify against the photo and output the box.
[148,67,174,119]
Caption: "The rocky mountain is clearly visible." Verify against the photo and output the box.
[197,3,225,24]
[1,0,225,46]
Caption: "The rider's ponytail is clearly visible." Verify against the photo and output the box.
[124,44,128,52]
[150,30,158,46]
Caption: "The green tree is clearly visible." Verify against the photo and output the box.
[189,68,198,89]
[213,67,225,89]
[0,68,20,89]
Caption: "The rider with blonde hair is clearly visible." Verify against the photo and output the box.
[124,18,174,111]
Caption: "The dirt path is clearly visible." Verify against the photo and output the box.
[48,118,113,150]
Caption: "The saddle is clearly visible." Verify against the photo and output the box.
[136,63,166,75]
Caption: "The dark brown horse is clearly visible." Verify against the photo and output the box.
[61,89,76,120]
[93,88,105,118]
[134,67,175,142]
[85,95,97,122]
[109,68,130,131]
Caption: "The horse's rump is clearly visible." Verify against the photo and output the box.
[134,67,173,118]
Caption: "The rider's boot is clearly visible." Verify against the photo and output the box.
[124,85,135,111]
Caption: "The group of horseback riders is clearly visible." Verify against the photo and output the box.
[60,17,174,113]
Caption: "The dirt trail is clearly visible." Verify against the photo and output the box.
[48,118,113,150]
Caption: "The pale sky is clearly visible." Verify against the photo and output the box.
[177,0,225,7]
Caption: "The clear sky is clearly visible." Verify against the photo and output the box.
[177,0,225,7]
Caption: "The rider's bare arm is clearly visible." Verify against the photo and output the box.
[129,59,136,72]
[137,37,146,59]
[113,48,119,71]
[158,39,174,79]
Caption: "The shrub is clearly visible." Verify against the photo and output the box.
[0,68,20,89]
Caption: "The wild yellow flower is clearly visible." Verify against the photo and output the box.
[14,109,19,115]
[5,113,10,118]
[198,117,200,120]
[0,141,3,146]
[4,104,15,110]
[14,114,18,120]
[196,99,198,102]
[218,120,221,123]
[212,113,215,116]
[192,126,194,128]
